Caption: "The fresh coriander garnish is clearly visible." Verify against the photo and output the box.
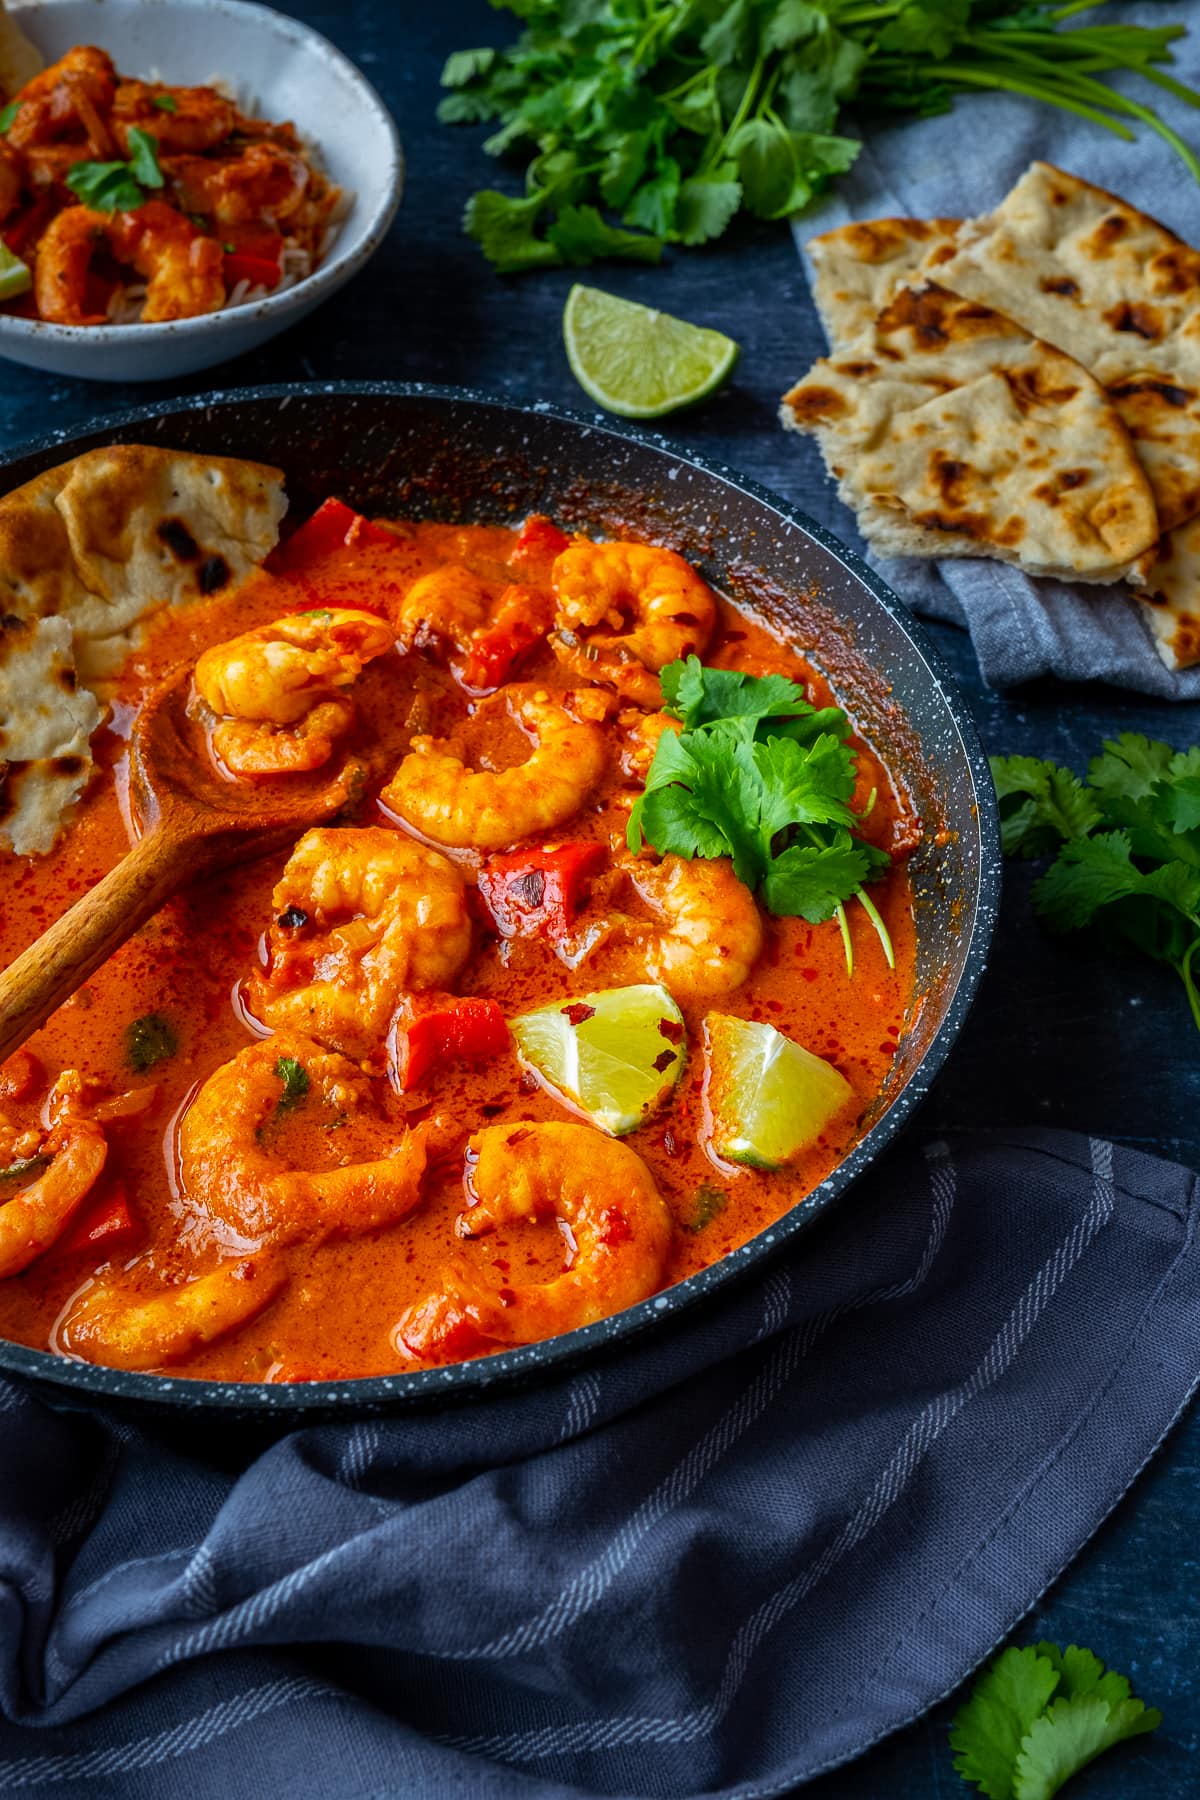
[274,1056,310,1113]
[441,1,1200,272]
[126,127,165,190]
[151,94,179,113]
[628,657,894,973]
[950,1641,1160,1797]
[66,130,163,213]
[0,100,20,135]
[685,1183,728,1233]
[124,1013,178,1074]
[993,734,1200,1033]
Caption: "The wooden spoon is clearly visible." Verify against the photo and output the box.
[0,664,364,1065]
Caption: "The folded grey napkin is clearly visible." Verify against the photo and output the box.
[792,4,1200,699]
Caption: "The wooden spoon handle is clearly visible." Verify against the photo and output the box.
[0,824,197,1065]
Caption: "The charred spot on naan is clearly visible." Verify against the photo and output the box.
[781,279,1158,580]
[807,218,961,345]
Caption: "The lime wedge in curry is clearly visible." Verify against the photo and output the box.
[705,1014,854,1170]
[512,982,687,1135]
[563,284,739,419]
[0,243,31,301]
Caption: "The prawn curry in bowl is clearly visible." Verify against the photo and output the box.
[0,435,926,1387]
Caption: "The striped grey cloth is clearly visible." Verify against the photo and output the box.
[792,5,1200,698]
[0,1130,1198,1796]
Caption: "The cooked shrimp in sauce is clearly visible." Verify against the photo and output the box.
[0,45,342,326]
[0,506,918,1382]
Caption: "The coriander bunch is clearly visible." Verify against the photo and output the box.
[441,0,1200,272]
[992,733,1200,1034]
[628,657,895,974]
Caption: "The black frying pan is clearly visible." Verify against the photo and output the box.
[0,382,1001,1418]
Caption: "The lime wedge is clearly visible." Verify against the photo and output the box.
[563,284,739,419]
[512,982,687,1136]
[0,242,31,302]
[705,1014,854,1170]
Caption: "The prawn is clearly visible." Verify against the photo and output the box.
[396,1122,673,1360]
[0,1112,107,1280]
[59,1256,287,1372]
[165,141,311,228]
[111,80,238,155]
[611,855,764,995]
[552,539,717,709]
[177,1033,430,1248]
[248,827,473,1055]
[6,47,118,154]
[391,564,490,653]
[382,686,608,852]
[195,608,393,777]
[34,199,225,325]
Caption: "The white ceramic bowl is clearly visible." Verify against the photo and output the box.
[0,0,403,380]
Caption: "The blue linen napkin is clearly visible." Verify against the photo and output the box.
[790,3,1200,698]
[1,1129,1198,1798]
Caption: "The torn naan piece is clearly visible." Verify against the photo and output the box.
[781,284,1158,581]
[1132,517,1200,670]
[0,615,101,857]
[935,162,1200,536]
[0,445,287,680]
[808,216,961,346]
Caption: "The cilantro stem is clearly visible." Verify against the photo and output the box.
[1179,937,1200,1037]
[855,887,896,970]
[836,902,854,978]
[903,64,1137,138]
[1138,63,1200,111]
[714,50,765,163]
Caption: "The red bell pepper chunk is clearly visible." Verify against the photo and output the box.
[510,514,570,569]
[391,997,509,1093]
[224,250,283,291]
[478,842,606,941]
[460,584,553,693]
[59,1181,137,1257]
[270,497,398,572]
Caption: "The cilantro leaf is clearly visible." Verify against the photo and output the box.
[545,202,661,265]
[66,158,148,213]
[442,47,497,87]
[1012,1692,1161,1799]
[675,166,743,245]
[950,1641,1160,1800]
[126,127,164,190]
[990,756,1103,857]
[275,1056,310,1113]
[124,1013,178,1074]
[950,1645,1060,1800]
[464,189,559,272]
[664,655,811,731]
[1034,831,1200,933]
[763,837,874,921]
[151,93,178,113]
[0,100,20,134]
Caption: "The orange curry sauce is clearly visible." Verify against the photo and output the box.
[0,514,917,1382]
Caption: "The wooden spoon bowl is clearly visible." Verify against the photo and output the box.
[0,663,365,1065]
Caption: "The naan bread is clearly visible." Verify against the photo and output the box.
[935,163,1200,535]
[0,1,43,100]
[808,216,960,345]
[781,284,1158,580]
[1133,519,1200,670]
[0,445,287,679]
[0,615,101,857]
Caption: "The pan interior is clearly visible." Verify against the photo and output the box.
[0,384,997,1415]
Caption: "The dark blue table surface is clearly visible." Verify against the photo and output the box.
[3,3,1198,1791]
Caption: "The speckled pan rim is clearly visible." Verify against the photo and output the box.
[0,0,404,349]
[0,380,1002,1413]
